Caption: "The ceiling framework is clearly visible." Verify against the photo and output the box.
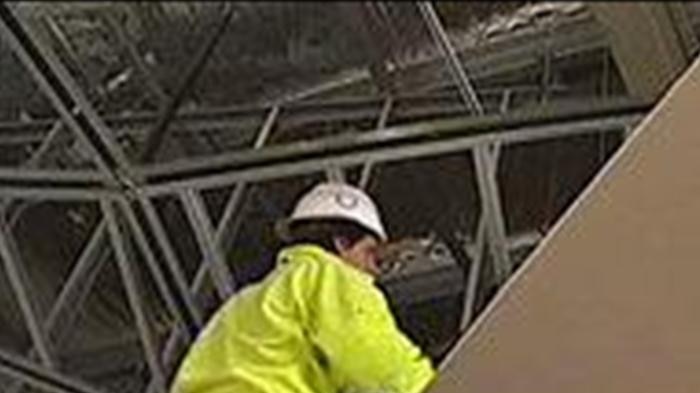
[0,2,696,392]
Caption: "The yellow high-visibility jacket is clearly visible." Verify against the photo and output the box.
[171,244,436,393]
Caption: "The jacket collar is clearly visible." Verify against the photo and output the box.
[277,244,375,284]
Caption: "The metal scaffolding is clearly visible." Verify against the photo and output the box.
[0,2,657,392]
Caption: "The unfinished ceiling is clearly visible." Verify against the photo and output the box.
[0,2,697,393]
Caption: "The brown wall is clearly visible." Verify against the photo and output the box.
[432,58,700,393]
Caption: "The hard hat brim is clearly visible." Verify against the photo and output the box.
[277,215,387,242]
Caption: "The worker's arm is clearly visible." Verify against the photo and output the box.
[294,252,437,393]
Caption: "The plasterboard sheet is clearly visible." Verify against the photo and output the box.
[431,58,700,393]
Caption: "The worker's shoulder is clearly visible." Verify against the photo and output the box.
[277,244,372,284]
[278,244,339,271]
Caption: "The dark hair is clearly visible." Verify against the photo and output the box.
[282,218,376,252]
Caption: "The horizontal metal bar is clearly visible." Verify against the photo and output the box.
[141,100,649,195]
[0,164,109,203]
[0,187,115,201]
[0,168,106,182]
[140,98,647,179]
[0,86,565,146]
[0,106,645,201]
[145,115,641,195]
[0,347,107,393]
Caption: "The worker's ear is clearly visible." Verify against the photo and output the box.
[332,236,352,254]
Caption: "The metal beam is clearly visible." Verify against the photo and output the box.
[325,166,346,183]
[460,143,503,329]
[0,347,107,393]
[0,102,648,201]
[140,99,646,178]
[138,3,236,163]
[138,197,203,328]
[116,197,193,341]
[417,2,483,115]
[0,217,54,368]
[0,8,608,149]
[43,222,109,339]
[0,86,574,148]
[0,168,111,200]
[6,221,110,393]
[273,10,606,103]
[42,14,100,100]
[216,106,280,252]
[359,95,393,189]
[179,189,235,299]
[461,215,487,331]
[145,105,281,393]
[472,144,510,283]
[419,1,515,285]
[0,4,133,183]
[101,199,166,393]
[140,99,648,196]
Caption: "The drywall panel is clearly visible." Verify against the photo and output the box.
[432,57,700,393]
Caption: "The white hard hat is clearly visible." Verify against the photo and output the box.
[286,182,387,241]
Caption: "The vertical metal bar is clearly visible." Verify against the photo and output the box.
[101,199,166,393]
[216,106,280,250]
[416,1,511,284]
[541,28,552,104]
[145,329,187,393]
[601,49,610,98]
[460,215,486,330]
[179,189,235,299]
[0,218,54,368]
[499,89,512,115]
[145,257,208,393]
[325,166,346,183]
[138,197,203,327]
[460,141,501,330]
[116,197,193,341]
[359,96,393,189]
[473,145,511,283]
[416,1,483,115]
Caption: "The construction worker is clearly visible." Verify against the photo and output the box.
[171,182,437,393]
